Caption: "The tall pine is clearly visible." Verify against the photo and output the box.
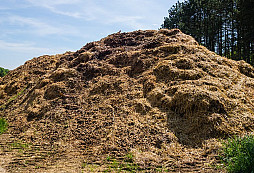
[162,0,254,65]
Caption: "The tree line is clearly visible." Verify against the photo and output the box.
[0,67,9,77]
[162,0,254,66]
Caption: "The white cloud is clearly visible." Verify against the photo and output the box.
[0,40,65,55]
[0,40,67,70]
[26,0,82,6]
[25,0,83,18]
[108,15,148,30]
[2,15,79,36]
[0,0,179,70]
[24,0,153,29]
[45,7,82,18]
[25,0,104,21]
[8,16,60,35]
[75,2,149,29]
[0,7,10,10]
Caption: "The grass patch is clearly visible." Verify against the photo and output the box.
[0,118,8,134]
[10,141,30,149]
[220,134,254,173]
[82,153,140,172]
[82,153,170,172]
[8,141,31,153]
[82,163,100,172]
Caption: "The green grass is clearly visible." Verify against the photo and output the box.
[82,153,170,172]
[82,163,99,172]
[220,134,254,173]
[10,141,30,149]
[0,118,8,134]
[82,153,140,172]
[9,141,31,153]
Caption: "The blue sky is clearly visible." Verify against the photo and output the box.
[0,0,181,69]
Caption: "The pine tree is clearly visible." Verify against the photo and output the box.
[162,0,254,66]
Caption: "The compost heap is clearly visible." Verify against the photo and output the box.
[0,29,254,172]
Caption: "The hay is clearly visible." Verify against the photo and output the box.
[0,29,253,172]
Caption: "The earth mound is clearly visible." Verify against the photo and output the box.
[0,29,254,172]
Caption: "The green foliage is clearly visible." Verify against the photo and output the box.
[8,141,32,155]
[162,0,254,66]
[0,118,8,134]
[106,156,111,161]
[0,67,9,77]
[82,163,99,172]
[220,135,254,173]
[10,141,30,149]
[124,153,134,163]
[103,153,139,172]
[82,153,169,172]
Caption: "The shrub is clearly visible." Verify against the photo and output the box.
[221,135,254,173]
[0,67,9,77]
[0,118,8,134]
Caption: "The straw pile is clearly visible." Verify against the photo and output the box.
[0,29,253,172]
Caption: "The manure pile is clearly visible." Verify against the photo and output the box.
[0,29,254,172]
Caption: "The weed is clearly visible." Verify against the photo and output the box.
[111,160,119,168]
[124,162,138,172]
[105,153,140,172]
[0,118,8,134]
[125,153,134,163]
[35,165,41,169]
[82,162,87,168]
[209,163,224,170]
[220,134,254,172]
[156,167,163,172]
[106,156,111,161]
[82,163,99,172]
[154,166,170,172]
[11,142,30,149]
[9,141,31,153]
